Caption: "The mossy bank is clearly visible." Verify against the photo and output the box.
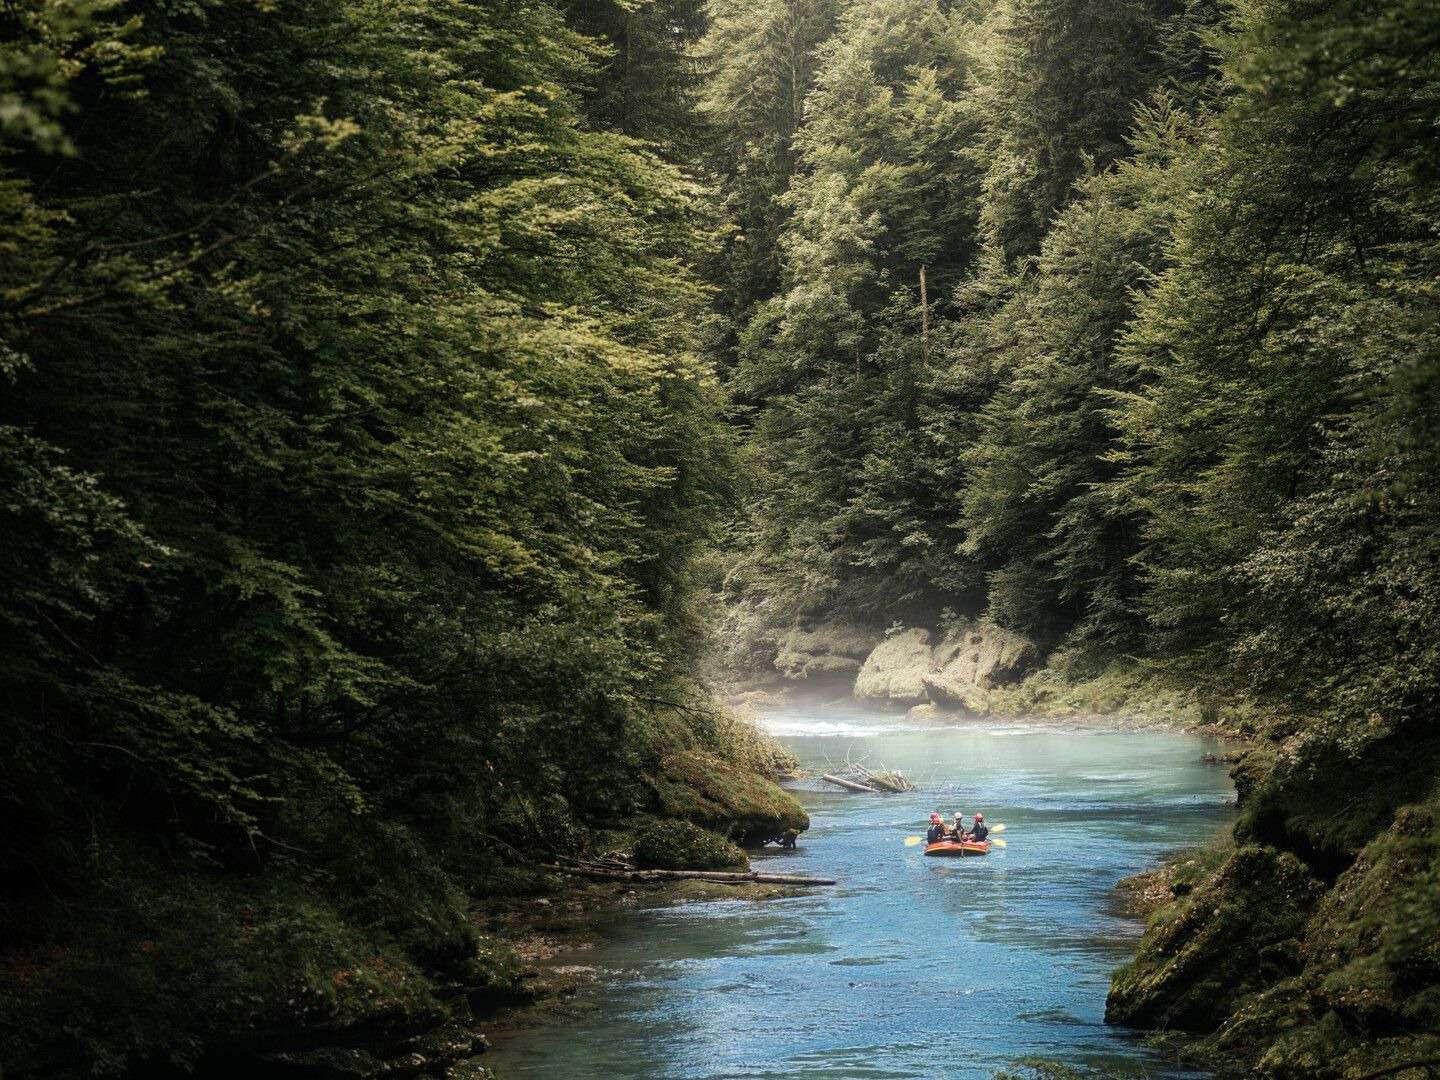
[0,712,807,1080]
[1107,722,1440,1078]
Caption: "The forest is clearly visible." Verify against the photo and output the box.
[1,0,1437,1077]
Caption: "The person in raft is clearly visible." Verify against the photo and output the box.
[926,813,948,844]
[951,812,966,840]
[967,813,989,843]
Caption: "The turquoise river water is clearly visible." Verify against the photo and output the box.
[486,705,1235,1079]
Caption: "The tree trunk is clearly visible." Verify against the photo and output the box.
[822,773,880,793]
[545,865,836,886]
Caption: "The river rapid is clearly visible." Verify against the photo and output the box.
[486,705,1235,1079]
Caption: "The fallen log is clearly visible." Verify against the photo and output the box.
[821,772,880,793]
[544,864,836,887]
[849,763,914,793]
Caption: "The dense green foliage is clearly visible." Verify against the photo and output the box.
[720,0,1440,714]
[0,0,806,1074]
[4,0,1439,1075]
[717,0,1440,726]
[703,0,1440,1074]
[631,818,749,870]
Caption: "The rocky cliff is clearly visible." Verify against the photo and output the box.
[852,622,1041,710]
[771,623,881,691]
[1107,721,1440,1077]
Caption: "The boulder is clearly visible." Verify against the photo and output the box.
[920,673,991,715]
[1106,845,1321,1033]
[932,621,1039,690]
[853,628,933,706]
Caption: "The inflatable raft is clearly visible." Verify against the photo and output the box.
[924,839,992,857]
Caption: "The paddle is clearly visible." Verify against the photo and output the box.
[980,822,1006,847]
[903,822,1008,847]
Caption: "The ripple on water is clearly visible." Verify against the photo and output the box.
[484,713,1234,1080]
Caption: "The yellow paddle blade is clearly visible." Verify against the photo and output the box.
[991,837,1007,848]
[903,835,923,846]
[989,823,1006,833]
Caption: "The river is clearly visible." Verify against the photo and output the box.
[486,705,1235,1079]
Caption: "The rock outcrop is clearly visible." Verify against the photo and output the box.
[1106,726,1440,1076]
[772,622,880,689]
[853,628,933,705]
[851,620,1041,709]
[919,672,991,714]
[652,751,810,845]
[931,622,1039,690]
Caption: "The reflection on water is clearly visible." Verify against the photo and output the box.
[486,705,1234,1079]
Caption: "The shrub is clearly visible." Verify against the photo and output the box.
[631,820,749,871]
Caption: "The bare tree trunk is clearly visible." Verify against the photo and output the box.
[545,865,836,886]
[920,264,929,364]
[822,773,880,793]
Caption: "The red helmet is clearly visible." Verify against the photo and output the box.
[974,813,984,821]
[929,812,942,823]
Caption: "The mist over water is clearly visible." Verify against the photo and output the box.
[487,705,1234,1079]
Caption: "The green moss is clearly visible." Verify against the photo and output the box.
[1237,725,1440,871]
[1112,731,1440,1079]
[464,935,530,1009]
[652,750,809,844]
[988,656,1201,725]
[1205,796,1440,1077]
[1107,845,1323,1033]
[631,819,749,871]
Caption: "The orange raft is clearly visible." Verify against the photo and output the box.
[924,840,993,857]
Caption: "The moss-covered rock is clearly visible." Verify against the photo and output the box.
[852,621,1042,709]
[1205,797,1440,1078]
[1107,845,1322,1032]
[1112,726,1440,1078]
[1236,724,1440,875]
[631,819,749,871]
[853,627,934,705]
[932,620,1040,691]
[920,672,992,714]
[652,750,809,845]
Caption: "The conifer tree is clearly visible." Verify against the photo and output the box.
[729,0,980,621]
[0,1,733,1068]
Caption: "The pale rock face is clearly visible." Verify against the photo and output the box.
[852,627,933,705]
[851,621,1040,709]
[920,672,991,715]
[932,622,1038,690]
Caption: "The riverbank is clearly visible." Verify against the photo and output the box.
[716,615,1258,744]
[475,873,815,1044]
[965,656,1440,1080]
[726,662,1251,743]
[187,868,820,1080]
[0,702,812,1080]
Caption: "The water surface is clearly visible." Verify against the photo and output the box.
[487,705,1234,1078]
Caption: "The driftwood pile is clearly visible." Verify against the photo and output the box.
[820,761,915,795]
